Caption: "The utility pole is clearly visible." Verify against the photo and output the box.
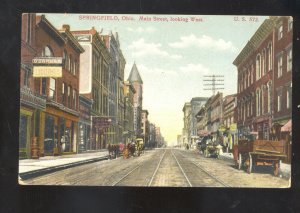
[203,75,224,96]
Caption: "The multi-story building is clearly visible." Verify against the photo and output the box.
[20,13,46,159]
[149,123,156,148]
[272,16,293,140]
[33,17,84,156]
[102,32,126,145]
[233,16,292,141]
[78,95,92,152]
[223,94,238,150]
[182,102,191,147]
[72,27,111,149]
[124,81,135,144]
[189,97,209,147]
[210,92,223,140]
[141,110,150,147]
[127,63,143,138]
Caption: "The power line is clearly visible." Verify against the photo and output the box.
[203,75,224,96]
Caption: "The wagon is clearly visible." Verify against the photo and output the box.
[203,140,222,158]
[233,140,287,176]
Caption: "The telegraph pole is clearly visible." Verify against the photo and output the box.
[203,75,224,95]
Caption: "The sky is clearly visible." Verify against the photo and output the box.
[45,14,268,144]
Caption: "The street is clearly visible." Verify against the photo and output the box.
[21,148,289,187]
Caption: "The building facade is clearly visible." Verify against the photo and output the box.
[72,27,111,149]
[182,102,191,147]
[233,16,292,141]
[20,13,46,159]
[141,110,150,147]
[127,63,143,138]
[124,81,135,144]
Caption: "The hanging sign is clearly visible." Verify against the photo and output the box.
[32,57,63,77]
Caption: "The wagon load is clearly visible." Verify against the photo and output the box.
[233,140,287,176]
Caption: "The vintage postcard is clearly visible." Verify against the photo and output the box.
[19,14,292,187]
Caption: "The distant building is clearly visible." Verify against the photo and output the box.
[124,81,135,144]
[141,110,150,147]
[182,102,191,147]
[149,123,156,148]
[127,62,143,138]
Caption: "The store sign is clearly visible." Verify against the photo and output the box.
[92,117,112,129]
[32,57,63,77]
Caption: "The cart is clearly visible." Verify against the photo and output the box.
[233,140,287,176]
[203,140,222,158]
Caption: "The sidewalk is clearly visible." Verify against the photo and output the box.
[19,150,109,180]
[218,151,291,180]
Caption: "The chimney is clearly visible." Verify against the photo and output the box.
[62,24,70,31]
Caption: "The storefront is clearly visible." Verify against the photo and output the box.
[39,106,79,156]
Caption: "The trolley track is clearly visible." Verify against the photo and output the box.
[173,150,231,187]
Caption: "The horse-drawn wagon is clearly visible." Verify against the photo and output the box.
[233,139,287,176]
[198,136,222,158]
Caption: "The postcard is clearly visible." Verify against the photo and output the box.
[19,13,292,187]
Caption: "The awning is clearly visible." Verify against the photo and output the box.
[281,119,292,132]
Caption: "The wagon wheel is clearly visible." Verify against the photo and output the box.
[273,160,280,176]
[245,153,252,174]
[238,153,242,170]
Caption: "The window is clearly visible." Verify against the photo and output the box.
[73,89,77,110]
[69,55,72,73]
[62,82,65,105]
[256,89,261,116]
[256,54,261,80]
[287,90,290,109]
[288,17,293,32]
[248,70,250,87]
[24,68,30,87]
[277,94,281,112]
[268,43,272,70]
[278,25,283,40]
[287,48,292,72]
[63,50,68,70]
[251,64,254,84]
[49,78,56,100]
[42,46,54,57]
[68,86,71,107]
[41,78,47,95]
[262,49,266,76]
[278,54,283,78]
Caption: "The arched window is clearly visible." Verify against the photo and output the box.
[69,54,72,73]
[42,45,54,57]
[262,49,266,76]
[268,42,272,70]
[256,54,261,80]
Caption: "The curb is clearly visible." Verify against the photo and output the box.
[19,155,109,180]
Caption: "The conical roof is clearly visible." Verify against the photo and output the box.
[128,62,143,83]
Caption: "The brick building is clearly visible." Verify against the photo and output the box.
[20,13,46,159]
[141,109,150,147]
[33,15,84,156]
[233,16,292,141]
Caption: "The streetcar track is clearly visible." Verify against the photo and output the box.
[148,149,167,186]
[171,150,192,187]
[111,149,166,186]
[174,150,231,187]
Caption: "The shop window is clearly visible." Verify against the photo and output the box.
[19,114,28,157]
[44,114,55,155]
[49,78,56,100]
